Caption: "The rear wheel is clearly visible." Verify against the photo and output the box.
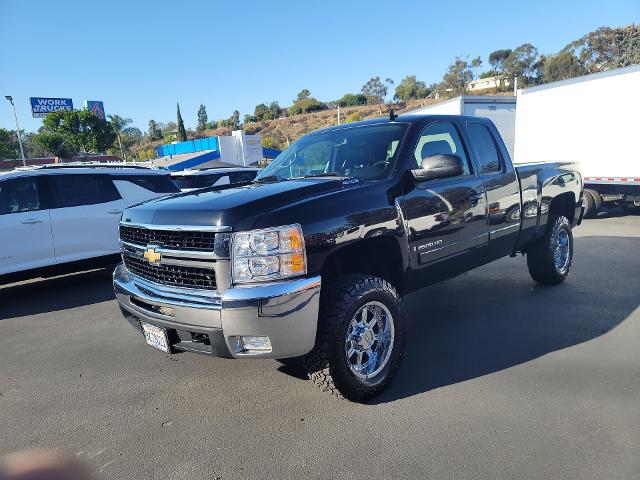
[527,215,573,285]
[303,274,404,402]
[588,189,603,212]
[583,190,597,219]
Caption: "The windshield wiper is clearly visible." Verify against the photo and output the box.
[300,172,341,178]
[254,174,285,183]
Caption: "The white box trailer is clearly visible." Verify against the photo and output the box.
[408,96,517,159]
[514,65,640,216]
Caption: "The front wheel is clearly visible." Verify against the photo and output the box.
[526,215,573,285]
[303,274,404,402]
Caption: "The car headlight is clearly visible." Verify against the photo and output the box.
[231,224,307,284]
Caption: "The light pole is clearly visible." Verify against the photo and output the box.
[4,96,26,166]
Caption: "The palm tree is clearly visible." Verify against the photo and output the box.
[108,114,133,161]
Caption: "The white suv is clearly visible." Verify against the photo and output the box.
[0,164,180,280]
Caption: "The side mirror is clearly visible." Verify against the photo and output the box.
[412,153,464,181]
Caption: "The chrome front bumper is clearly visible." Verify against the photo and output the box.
[113,263,321,359]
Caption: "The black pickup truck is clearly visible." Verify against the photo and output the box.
[113,114,583,402]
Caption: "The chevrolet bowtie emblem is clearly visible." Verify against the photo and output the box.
[143,247,162,264]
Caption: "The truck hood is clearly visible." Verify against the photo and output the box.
[121,177,356,229]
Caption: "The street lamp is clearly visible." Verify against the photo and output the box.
[4,95,26,166]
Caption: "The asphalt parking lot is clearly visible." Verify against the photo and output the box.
[1,211,639,480]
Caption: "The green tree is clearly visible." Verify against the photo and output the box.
[23,131,51,158]
[108,114,133,160]
[288,97,326,116]
[254,103,271,121]
[197,104,208,131]
[148,120,161,140]
[243,114,256,124]
[336,93,367,107]
[393,76,430,102]
[564,24,640,73]
[0,128,20,159]
[176,103,187,142]
[361,76,394,113]
[296,89,311,102]
[503,44,539,84]
[38,109,116,159]
[229,110,240,130]
[121,127,143,153]
[470,56,482,78]
[488,49,512,75]
[441,57,474,94]
[268,101,282,118]
[543,51,587,82]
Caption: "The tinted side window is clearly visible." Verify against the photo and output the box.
[0,177,41,215]
[414,122,472,176]
[467,123,502,174]
[117,175,180,193]
[49,174,121,208]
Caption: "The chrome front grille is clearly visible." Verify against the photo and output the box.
[119,223,231,291]
[119,225,217,251]
[122,255,216,289]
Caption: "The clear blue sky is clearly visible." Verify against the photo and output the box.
[1,0,638,133]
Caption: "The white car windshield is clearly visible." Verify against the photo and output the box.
[256,123,408,182]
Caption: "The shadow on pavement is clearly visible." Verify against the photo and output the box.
[369,236,640,404]
[591,206,638,219]
[0,268,115,320]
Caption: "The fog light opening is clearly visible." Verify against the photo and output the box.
[231,336,272,354]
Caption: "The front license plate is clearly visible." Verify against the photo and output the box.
[141,322,170,353]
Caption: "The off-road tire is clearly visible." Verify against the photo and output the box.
[303,274,404,402]
[527,215,573,285]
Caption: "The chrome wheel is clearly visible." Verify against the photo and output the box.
[345,301,395,380]
[554,229,570,273]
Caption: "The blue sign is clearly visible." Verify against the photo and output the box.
[85,100,106,120]
[30,97,73,118]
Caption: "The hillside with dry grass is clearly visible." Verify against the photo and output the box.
[202,99,429,150]
[202,91,515,151]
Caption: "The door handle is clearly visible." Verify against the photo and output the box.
[108,210,123,215]
[22,219,43,225]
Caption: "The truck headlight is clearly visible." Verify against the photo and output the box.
[231,224,307,284]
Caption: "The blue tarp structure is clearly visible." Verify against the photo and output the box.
[263,147,281,159]
[155,136,281,165]
[155,137,219,157]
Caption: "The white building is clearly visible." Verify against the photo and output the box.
[467,75,513,91]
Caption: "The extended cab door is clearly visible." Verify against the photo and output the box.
[46,174,126,263]
[0,176,55,275]
[464,121,521,259]
[400,120,488,284]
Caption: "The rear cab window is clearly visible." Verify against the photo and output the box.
[466,123,503,174]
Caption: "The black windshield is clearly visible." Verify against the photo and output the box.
[256,123,408,182]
